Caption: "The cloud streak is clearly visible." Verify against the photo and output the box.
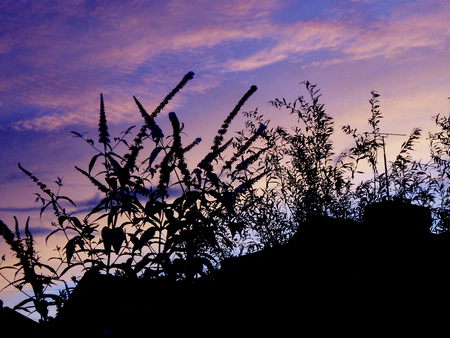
[0,0,282,130]
[224,0,450,71]
[0,0,449,131]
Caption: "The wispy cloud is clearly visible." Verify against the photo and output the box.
[0,0,282,131]
[224,21,354,71]
[345,4,450,60]
[224,0,450,71]
[1,0,449,131]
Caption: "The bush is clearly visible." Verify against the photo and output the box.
[0,72,272,320]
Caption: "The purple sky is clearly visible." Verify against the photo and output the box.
[0,0,449,310]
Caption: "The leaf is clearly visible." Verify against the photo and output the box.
[13,297,35,311]
[148,147,163,169]
[133,227,157,251]
[101,227,112,253]
[88,154,102,174]
[70,131,83,138]
[65,237,79,264]
[102,227,125,254]
[134,253,153,274]
[56,196,76,207]
[59,262,85,278]
[105,153,123,174]
[40,201,52,216]
[45,228,63,244]
[140,227,157,243]
[70,217,83,230]
[88,198,111,219]
[111,228,125,254]
[121,125,136,135]
[34,261,57,275]
[58,215,68,226]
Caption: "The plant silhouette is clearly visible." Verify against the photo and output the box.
[1,72,273,322]
[0,76,449,336]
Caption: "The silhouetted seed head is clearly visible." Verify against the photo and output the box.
[186,71,195,80]
[184,138,202,152]
[150,71,195,118]
[212,85,258,152]
[169,112,180,131]
[98,93,110,146]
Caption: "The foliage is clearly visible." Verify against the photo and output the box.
[270,81,355,222]
[0,72,270,321]
[269,83,449,229]
[1,76,448,323]
[339,93,448,228]
[0,218,63,321]
[426,113,450,231]
[226,109,297,252]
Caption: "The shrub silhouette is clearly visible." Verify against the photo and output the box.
[0,72,273,321]
[0,76,449,326]
[269,84,448,228]
[270,81,354,222]
[0,218,63,321]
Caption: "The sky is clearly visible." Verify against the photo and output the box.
[0,0,449,312]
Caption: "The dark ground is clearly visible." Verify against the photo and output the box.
[3,201,450,337]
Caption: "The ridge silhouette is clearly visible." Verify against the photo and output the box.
[26,201,448,337]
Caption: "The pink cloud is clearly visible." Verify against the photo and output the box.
[11,74,194,131]
[1,0,449,131]
[170,24,269,50]
[224,21,355,71]
[224,1,450,71]
[1,0,283,131]
[345,5,450,60]
[168,0,282,20]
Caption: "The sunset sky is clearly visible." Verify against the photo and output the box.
[0,0,449,311]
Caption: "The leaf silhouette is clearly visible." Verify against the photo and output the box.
[133,227,157,251]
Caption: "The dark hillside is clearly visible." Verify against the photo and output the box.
[41,201,450,337]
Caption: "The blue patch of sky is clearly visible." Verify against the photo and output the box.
[132,36,274,77]
[272,0,414,26]
[0,51,33,77]
[122,53,190,83]
[300,49,346,66]
[271,0,338,23]
[215,38,276,63]
[0,106,59,125]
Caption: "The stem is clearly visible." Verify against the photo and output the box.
[157,208,165,274]
[0,271,33,299]
[382,136,390,200]
[51,197,87,270]
[102,142,112,275]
